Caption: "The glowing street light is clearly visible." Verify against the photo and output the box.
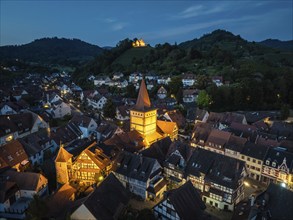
[244,181,250,187]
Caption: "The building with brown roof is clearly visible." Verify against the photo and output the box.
[2,170,48,198]
[46,183,76,220]
[0,140,29,172]
[204,129,232,154]
[0,112,49,146]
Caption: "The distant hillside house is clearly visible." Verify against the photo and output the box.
[132,39,146,47]
[157,86,167,99]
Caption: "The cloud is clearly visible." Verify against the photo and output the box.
[139,14,262,40]
[111,22,127,31]
[102,17,128,31]
[173,4,226,19]
[104,18,116,23]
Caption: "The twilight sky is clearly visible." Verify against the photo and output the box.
[0,0,292,47]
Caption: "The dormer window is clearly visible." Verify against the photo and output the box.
[272,162,276,167]
[5,129,11,134]
[266,160,270,165]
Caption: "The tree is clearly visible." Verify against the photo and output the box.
[103,99,116,119]
[126,84,137,98]
[196,75,211,89]
[197,90,211,109]
[168,76,183,97]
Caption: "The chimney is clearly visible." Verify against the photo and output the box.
[236,161,240,170]
[250,195,255,206]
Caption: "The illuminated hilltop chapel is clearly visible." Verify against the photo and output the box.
[130,79,178,146]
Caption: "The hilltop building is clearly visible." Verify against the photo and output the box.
[132,39,146,47]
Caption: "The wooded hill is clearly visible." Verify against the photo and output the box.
[0,37,104,66]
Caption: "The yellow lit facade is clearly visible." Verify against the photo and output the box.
[129,79,178,148]
[130,109,157,136]
[55,142,112,186]
[132,39,146,47]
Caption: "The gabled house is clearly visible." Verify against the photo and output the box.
[0,140,29,171]
[55,142,112,185]
[70,115,98,138]
[43,91,62,105]
[87,95,107,110]
[0,112,48,146]
[71,145,112,185]
[182,72,196,87]
[186,148,247,211]
[47,100,71,119]
[262,146,293,188]
[51,122,83,146]
[0,102,26,115]
[70,173,130,220]
[2,170,48,198]
[153,181,206,220]
[157,86,167,99]
[20,129,57,165]
[163,141,193,184]
[182,89,198,103]
[114,151,166,200]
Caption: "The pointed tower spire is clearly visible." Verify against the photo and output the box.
[135,79,151,111]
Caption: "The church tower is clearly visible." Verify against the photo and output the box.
[130,79,157,136]
[55,145,73,185]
